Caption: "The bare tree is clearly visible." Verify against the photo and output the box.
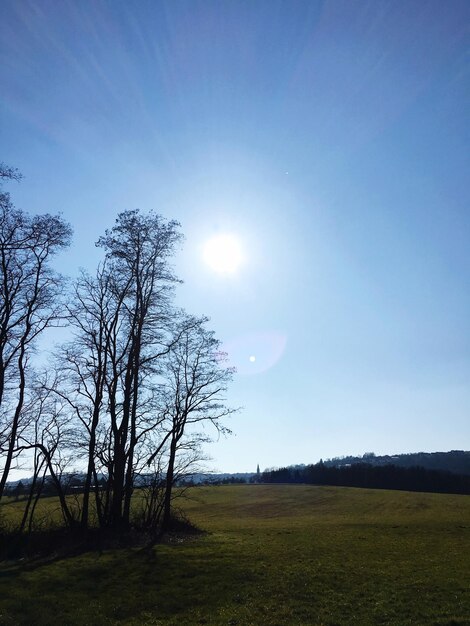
[1,196,237,535]
[148,315,236,532]
[0,163,22,183]
[52,265,118,529]
[16,372,81,529]
[100,210,186,529]
[58,210,183,530]
[0,165,71,499]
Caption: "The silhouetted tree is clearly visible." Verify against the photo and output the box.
[147,315,235,531]
[1,189,237,536]
[0,165,71,499]
[55,210,184,530]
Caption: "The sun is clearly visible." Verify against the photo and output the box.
[203,234,243,273]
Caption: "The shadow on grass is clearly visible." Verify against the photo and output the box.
[0,512,204,566]
[0,529,251,625]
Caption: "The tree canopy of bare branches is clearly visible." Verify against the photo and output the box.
[0,167,236,537]
[0,165,71,498]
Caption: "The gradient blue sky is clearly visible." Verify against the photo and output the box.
[1,0,469,473]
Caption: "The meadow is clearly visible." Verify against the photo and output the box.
[0,484,469,625]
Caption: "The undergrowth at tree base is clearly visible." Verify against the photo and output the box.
[0,511,203,563]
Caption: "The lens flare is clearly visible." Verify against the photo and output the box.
[223,332,287,375]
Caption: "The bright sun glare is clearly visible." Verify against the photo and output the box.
[203,234,243,274]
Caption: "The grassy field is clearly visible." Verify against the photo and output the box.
[1,484,469,625]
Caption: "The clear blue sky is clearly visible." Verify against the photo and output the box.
[1,0,469,472]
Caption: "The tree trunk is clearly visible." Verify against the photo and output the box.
[162,436,178,532]
[81,396,101,528]
[0,344,26,500]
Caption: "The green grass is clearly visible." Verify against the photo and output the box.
[1,485,470,625]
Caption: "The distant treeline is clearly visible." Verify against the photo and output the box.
[323,450,470,476]
[3,474,250,501]
[262,462,470,495]
[3,475,106,501]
